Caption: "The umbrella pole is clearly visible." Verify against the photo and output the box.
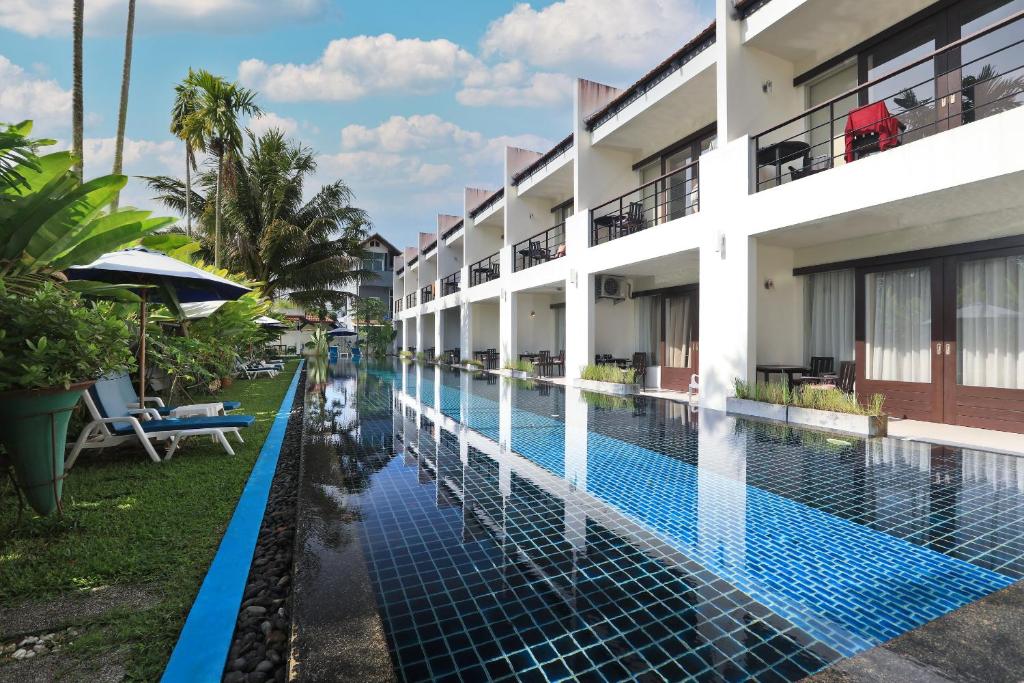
[139,291,147,405]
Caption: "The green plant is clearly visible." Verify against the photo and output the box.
[580,364,636,384]
[399,350,413,361]
[792,386,886,417]
[461,358,483,369]
[415,351,426,362]
[733,379,791,405]
[352,297,396,357]
[0,122,174,297]
[0,281,135,391]
[503,359,534,374]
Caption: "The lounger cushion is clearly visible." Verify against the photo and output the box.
[111,414,256,435]
[156,400,241,415]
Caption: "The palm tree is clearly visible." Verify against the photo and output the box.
[183,70,261,267]
[110,0,137,210]
[71,0,84,179]
[169,69,206,237]
[142,128,370,309]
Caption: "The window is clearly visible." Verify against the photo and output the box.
[363,253,386,271]
[635,129,714,224]
[807,64,858,165]
[552,199,574,225]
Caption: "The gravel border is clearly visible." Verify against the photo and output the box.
[222,369,306,683]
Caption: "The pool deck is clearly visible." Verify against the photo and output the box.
[809,579,1024,682]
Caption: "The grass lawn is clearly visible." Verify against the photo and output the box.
[0,360,300,680]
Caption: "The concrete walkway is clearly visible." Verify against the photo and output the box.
[888,419,1024,457]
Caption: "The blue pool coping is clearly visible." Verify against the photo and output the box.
[162,360,304,683]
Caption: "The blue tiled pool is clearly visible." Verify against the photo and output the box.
[317,361,1024,682]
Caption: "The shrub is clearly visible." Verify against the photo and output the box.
[734,379,886,417]
[415,351,426,363]
[581,390,631,410]
[461,358,483,369]
[733,379,790,405]
[399,350,413,360]
[580,364,636,384]
[503,359,534,374]
[0,281,135,391]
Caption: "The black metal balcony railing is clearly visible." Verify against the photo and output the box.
[590,160,699,246]
[468,252,501,287]
[440,271,461,296]
[405,292,417,308]
[753,10,1024,192]
[396,267,404,276]
[441,219,463,241]
[421,284,434,303]
[394,299,402,314]
[513,222,567,272]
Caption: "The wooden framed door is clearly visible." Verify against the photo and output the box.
[943,248,1024,433]
[661,288,699,392]
[856,260,944,421]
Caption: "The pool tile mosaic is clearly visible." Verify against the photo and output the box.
[318,362,1024,682]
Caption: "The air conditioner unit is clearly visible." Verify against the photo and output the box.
[596,275,627,302]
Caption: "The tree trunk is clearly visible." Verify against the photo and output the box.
[72,0,84,180]
[215,152,223,268]
[184,146,192,237]
[111,0,136,210]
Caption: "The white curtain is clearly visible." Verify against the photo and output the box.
[665,294,692,368]
[958,255,1024,389]
[634,296,661,365]
[553,306,566,354]
[805,269,855,365]
[866,267,932,382]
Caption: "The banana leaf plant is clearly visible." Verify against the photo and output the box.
[0,122,174,299]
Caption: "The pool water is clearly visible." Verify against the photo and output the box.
[313,361,1024,682]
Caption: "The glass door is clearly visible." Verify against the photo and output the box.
[857,261,944,421]
[660,288,699,392]
[944,249,1024,432]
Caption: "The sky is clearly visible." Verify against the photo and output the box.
[0,0,714,250]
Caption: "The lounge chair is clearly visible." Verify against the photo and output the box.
[235,357,279,379]
[65,380,256,470]
[102,373,242,416]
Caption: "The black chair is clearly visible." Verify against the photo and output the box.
[622,201,645,234]
[834,361,856,393]
[549,350,565,377]
[795,356,834,386]
[535,350,552,377]
[631,352,648,385]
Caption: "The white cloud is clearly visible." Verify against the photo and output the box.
[473,133,554,167]
[248,112,299,138]
[81,137,179,179]
[0,54,72,131]
[0,0,327,38]
[239,34,477,102]
[457,60,573,108]
[480,0,705,72]
[340,114,483,153]
[320,151,452,188]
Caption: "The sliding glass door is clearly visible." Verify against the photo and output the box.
[856,247,1024,431]
[661,289,699,392]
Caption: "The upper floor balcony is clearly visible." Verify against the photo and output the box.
[421,283,435,304]
[590,159,700,246]
[405,291,417,309]
[513,221,567,272]
[752,4,1024,192]
[468,252,501,287]
[394,299,402,315]
[440,271,461,296]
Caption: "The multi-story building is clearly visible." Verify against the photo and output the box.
[394,0,1024,434]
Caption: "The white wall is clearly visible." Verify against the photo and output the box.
[514,293,558,353]
[470,302,500,350]
[756,242,804,365]
[594,295,638,360]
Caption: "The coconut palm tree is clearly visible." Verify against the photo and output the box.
[182,70,261,267]
[141,128,370,309]
[169,69,206,237]
[71,0,84,179]
[110,0,137,210]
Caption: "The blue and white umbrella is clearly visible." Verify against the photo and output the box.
[67,247,251,402]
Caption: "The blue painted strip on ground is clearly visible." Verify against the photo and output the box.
[162,361,304,683]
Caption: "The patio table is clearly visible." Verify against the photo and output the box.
[755,363,809,390]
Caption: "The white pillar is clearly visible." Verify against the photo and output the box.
[564,275,595,380]
[563,385,588,492]
[415,312,424,355]
[500,281,518,369]
[460,298,473,363]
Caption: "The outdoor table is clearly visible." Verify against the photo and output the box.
[755,141,811,186]
[519,352,539,362]
[592,214,624,240]
[518,247,550,268]
[755,364,809,390]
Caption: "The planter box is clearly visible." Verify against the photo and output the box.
[497,369,532,379]
[788,407,888,437]
[572,379,640,396]
[726,397,788,422]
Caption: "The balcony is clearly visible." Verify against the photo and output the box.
[394,299,402,314]
[440,271,461,296]
[752,10,1024,192]
[468,252,500,287]
[513,222,567,272]
[590,160,699,246]
[405,292,417,308]
[734,0,772,19]
[421,284,434,304]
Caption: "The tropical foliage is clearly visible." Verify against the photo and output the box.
[353,297,396,357]
[0,281,135,391]
[733,379,885,416]
[580,363,637,384]
[144,128,370,310]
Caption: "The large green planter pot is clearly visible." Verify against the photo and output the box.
[0,382,91,516]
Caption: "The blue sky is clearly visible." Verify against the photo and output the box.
[1,0,714,249]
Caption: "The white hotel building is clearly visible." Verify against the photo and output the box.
[393,0,1024,434]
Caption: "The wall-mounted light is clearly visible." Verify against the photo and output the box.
[762,80,773,94]
[764,278,774,290]
[530,310,536,319]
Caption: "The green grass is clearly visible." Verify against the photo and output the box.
[0,361,300,680]
[502,359,534,374]
[734,378,885,416]
[580,363,636,384]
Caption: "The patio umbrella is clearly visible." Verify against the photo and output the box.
[327,326,357,337]
[66,247,251,403]
[256,315,288,329]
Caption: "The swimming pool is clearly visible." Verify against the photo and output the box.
[309,360,1024,682]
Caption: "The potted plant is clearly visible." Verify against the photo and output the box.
[0,282,135,515]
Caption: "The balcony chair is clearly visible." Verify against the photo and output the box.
[621,201,645,235]
[66,379,256,470]
[535,350,552,377]
[794,356,835,386]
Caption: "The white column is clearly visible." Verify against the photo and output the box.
[415,312,424,354]
[564,271,595,380]
[460,298,473,364]
[434,282,444,358]
[563,385,588,492]
[500,280,518,369]
[498,376,512,452]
